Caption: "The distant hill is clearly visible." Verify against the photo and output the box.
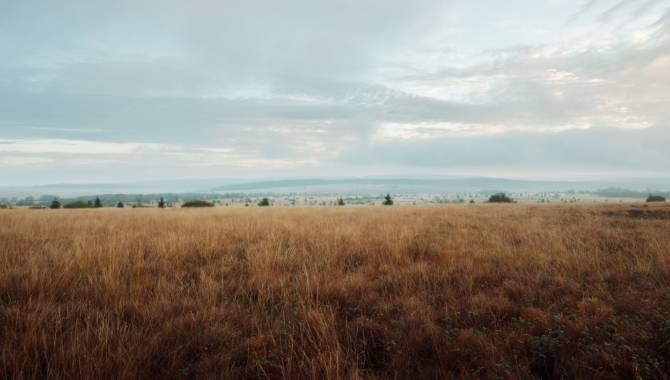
[3,176,670,199]
[209,177,594,194]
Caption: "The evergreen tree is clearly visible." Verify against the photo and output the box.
[116,202,124,208]
[50,199,61,209]
[382,193,393,206]
[337,197,345,206]
[158,197,166,208]
[94,197,103,208]
[258,198,270,207]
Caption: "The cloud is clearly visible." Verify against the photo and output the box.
[0,137,321,182]
[340,126,670,178]
[568,0,601,24]
[0,138,164,154]
[0,1,669,184]
[0,156,53,167]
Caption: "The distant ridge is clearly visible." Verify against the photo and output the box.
[2,176,669,198]
[209,177,592,194]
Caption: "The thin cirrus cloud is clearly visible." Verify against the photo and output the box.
[0,0,669,184]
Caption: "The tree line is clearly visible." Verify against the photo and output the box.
[42,192,527,209]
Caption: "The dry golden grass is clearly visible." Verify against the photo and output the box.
[1,203,670,379]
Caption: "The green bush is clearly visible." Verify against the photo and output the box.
[258,198,271,207]
[181,200,214,208]
[488,193,514,203]
[50,199,61,209]
[382,194,393,206]
[646,194,666,202]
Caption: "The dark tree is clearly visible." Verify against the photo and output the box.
[158,197,166,208]
[647,194,666,202]
[50,199,61,209]
[94,197,103,208]
[116,202,124,208]
[488,193,513,203]
[181,200,214,208]
[337,197,345,206]
[382,193,394,206]
[258,198,270,207]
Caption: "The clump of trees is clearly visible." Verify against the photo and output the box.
[488,193,514,203]
[647,194,667,202]
[382,194,394,206]
[258,198,270,207]
[336,197,345,206]
[182,200,214,208]
[64,200,93,209]
[116,202,124,208]
[50,199,61,209]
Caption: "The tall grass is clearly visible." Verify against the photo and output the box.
[1,204,669,379]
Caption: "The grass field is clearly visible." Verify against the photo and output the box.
[1,203,670,379]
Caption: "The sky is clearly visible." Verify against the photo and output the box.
[1,0,669,185]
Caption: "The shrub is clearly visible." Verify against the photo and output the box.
[49,199,61,209]
[382,193,393,206]
[488,193,513,203]
[63,201,93,209]
[647,194,666,202]
[158,197,166,208]
[94,197,103,208]
[258,198,270,207]
[337,197,345,206]
[116,202,124,208]
[181,200,214,208]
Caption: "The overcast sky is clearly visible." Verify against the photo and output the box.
[1,0,669,185]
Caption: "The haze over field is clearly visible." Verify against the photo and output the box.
[2,0,670,186]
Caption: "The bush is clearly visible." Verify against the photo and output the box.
[94,197,103,208]
[158,197,166,208]
[647,194,666,202]
[116,202,124,208]
[337,197,345,206]
[181,200,214,208]
[382,194,393,206]
[258,198,270,207]
[63,201,93,209]
[49,199,61,209]
[488,193,513,203]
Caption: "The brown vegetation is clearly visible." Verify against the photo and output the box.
[1,204,670,379]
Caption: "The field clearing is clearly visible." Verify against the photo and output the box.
[1,204,670,379]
